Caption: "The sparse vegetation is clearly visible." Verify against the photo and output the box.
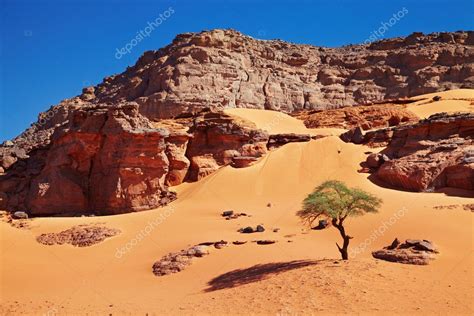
[297,180,382,260]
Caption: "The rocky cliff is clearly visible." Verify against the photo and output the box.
[2,29,474,215]
[349,112,474,192]
[89,29,474,118]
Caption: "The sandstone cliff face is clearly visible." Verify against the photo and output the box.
[0,106,299,215]
[88,29,474,119]
[351,113,474,192]
[2,29,474,214]
[1,104,177,215]
[185,111,269,181]
[293,102,419,130]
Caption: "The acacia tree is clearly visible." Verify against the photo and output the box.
[297,180,382,260]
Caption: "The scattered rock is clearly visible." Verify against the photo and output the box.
[36,224,120,247]
[267,203,272,207]
[256,240,277,245]
[432,95,442,101]
[222,210,234,217]
[214,240,228,249]
[153,245,210,276]
[372,238,439,265]
[239,226,255,234]
[198,241,216,246]
[256,225,265,232]
[434,204,474,212]
[273,228,280,233]
[233,241,247,245]
[224,212,248,220]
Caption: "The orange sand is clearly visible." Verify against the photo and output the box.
[407,88,474,118]
[1,90,473,315]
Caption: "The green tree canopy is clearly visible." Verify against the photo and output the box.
[297,180,382,259]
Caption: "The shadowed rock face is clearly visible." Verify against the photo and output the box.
[90,29,474,118]
[353,112,474,192]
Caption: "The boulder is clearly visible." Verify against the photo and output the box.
[372,238,439,265]
[239,226,255,234]
[222,210,234,217]
[256,240,276,245]
[12,211,28,220]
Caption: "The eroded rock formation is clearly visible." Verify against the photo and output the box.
[293,103,419,130]
[2,29,473,214]
[372,238,439,265]
[351,112,474,192]
[90,29,474,118]
[0,105,311,215]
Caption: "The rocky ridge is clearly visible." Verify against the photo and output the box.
[0,104,310,215]
[347,112,474,192]
[2,29,474,214]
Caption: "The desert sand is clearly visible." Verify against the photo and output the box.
[1,90,473,315]
[407,88,474,118]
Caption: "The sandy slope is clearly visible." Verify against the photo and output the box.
[1,90,473,315]
[407,88,474,118]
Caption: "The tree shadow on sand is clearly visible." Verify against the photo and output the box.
[205,260,319,292]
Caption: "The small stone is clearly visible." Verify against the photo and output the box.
[256,225,265,232]
[222,210,234,217]
[233,241,247,245]
[240,226,255,234]
[256,240,276,245]
[191,245,209,257]
[12,211,28,220]
[214,241,228,249]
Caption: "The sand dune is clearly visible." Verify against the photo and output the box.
[1,91,473,315]
[407,88,474,118]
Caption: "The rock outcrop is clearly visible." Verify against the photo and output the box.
[90,30,474,118]
[293,103,419,130]
[185,110,269,181]
[352,112,474,192]
[1,103,177,215]
[0,105,312,215]
[36,224,121,247]
[2,29,473,214]
[372,238,439,265]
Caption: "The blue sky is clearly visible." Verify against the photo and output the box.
[1,0,473,141]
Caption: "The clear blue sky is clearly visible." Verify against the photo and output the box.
[1,0,473,141]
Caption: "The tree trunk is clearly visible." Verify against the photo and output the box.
[332,218,352,260]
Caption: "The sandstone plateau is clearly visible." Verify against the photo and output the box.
[1,29,474,215]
